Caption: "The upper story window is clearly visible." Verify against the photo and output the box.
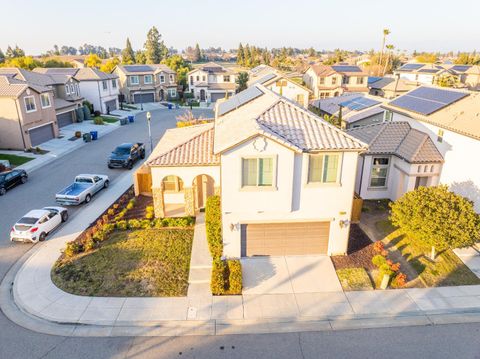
[112,79,117,88]
[342,76,350,85]
[40,93,51,108]
[356,77,365,85]
[308,153,340,184]
[383,110,393,122]
[65,85,70,95]
[437,129,444,143]
[70,84,75,94]
[102,81,108,90]
[129,75,139,85]
[242,157,274,187]
[24,96,36,113]
[319,77,325,85]
[370,157,390,188]
[223,75,230,82]
[144,75,153,84]
[169,74,175,82]
[196,75,200,81]
[190,76,194,85]
[159,75,165,83]
[331,77,337,85]
[202,75,206,81]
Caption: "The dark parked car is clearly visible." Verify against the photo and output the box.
[0,169,28,195]
[108,143,145,170]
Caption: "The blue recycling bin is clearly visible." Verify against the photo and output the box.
[168,103,173,110]
[90,131,98,140]
[128,115,134,123]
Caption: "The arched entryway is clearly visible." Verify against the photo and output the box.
[162,175,185,217]
[200,89,206,101]
[159,89,165,101]
[192,174,215,211]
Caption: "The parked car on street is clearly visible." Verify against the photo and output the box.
[55,174,109,205]
[10,207,68,243]
[0,169,28,195]
[108,143,145,169]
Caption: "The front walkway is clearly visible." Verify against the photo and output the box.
[5,175,480,336]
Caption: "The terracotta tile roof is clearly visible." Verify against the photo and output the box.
[347,121,444,163]
[148,124,219,167]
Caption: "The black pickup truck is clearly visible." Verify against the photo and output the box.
[108,143,145,169]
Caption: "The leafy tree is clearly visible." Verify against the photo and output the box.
[43,59,73,68]
[390,186,480,258]
[415,52,438,63]
[13,45,25,58]
[0,48,4,64]
[236,43,244,65]
[243,44,251,67]
[53,44,60,56]
[121,38,135,64]
[307,47,316,57]
[161,54,191,87]
[236,72,249,93]
[135,50,147,64]
[144,26,167,64]
[84,53,102,68]
[5,46,14,59]
[1,56,42,70]
[100,56,120,73]
[455,52,480,65]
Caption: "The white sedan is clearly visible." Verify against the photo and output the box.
[10,207,68,243]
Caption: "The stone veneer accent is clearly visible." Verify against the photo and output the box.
[214,186,221,196]
[152,187,165,218]
[184,187,195,216]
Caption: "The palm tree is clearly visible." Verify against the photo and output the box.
[379,28,391,66]
[383,44,395,75]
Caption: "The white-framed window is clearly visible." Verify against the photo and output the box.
[144,75,153,84]
[102,81,108,90]
[24,96,36,112]
[196,75,200,81]
[437,129,444,143]
[356,77,365,85]
[129,75,139,85]
[112,79,117,88]
[342,76,350,85]
[202,75,206,81]
[159,75,165,83]
[242,157,274,187]
[370,157,390,187]
[169,74,174,82]
[308,153,341,184]
[40,93,51,108]
[70,84,75,94]
[168,88,177,98]
[331,77,337,85]
[383,110,393,122]
[190,76,194,85]
[319,77,325,85]
[223,75,230,82]
[65,85,70,95]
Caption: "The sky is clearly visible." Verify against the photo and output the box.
[1,0,479,55]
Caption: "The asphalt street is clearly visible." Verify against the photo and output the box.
[1,108,480,359]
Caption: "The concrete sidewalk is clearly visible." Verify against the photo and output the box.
[3,121,120,174]
[4,173,480,336]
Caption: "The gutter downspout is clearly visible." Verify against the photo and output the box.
[97,81,102,113]
[14,99,27,150]
[358,155,366,198]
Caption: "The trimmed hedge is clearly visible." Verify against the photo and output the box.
[211,259,242,295]
[205,195,222,259]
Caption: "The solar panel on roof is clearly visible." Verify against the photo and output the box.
[331,65,362,73]
[418,69,440,73]
[389,87,469,115]
[339,96,380,111]
[451,65,471,72]
[217,86,264,116]
[125,65,153,72]
[398,63,424,71]
[253,73,277,85]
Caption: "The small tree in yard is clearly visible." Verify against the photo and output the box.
[390,185,480,259]
[236,72,249,93]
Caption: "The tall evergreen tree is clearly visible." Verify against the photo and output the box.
[193,43,202,62]
[13,45,25,58]
[5,46,14,59]
[144,26,166,64]
[135,50,147,64]
[244,44,251,67]
[121,38,135,64]
[236,43,245,65]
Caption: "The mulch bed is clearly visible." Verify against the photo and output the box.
[331,224,376,270]
[123,195,153,220]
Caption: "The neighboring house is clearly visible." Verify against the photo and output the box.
[310,93,387,129]
[303,64,368,99]
[134,85,368,257]
[188,62,236,103]
[34,67,120,113]
[464,65,480,90]
[0,67,84,129]
[368,76,416,99]
[347,121,444,201]
[0,75,58,150]
[247,65,311,108]
[382,86,480,212]
[113,64,177,104]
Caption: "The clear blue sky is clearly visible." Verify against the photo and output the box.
[2,0,479,54]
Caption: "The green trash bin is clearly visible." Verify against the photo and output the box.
[83,132,92,142]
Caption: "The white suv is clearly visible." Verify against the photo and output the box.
[10,207,68,243]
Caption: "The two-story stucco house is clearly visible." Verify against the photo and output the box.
[34,67,120,113]
[113,64,177,104]
[134,85,368,258]
[382,86,480,212]
[0,67,84,130]
[188,62,236,103]
[247,65,311,108]
[303,64,368,99]
[0,75,58,150]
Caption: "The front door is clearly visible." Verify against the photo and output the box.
[159,89,165,101]
[200,89,206,101]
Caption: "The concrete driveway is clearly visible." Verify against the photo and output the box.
[241,256,342,294]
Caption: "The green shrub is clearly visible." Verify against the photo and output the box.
[126,198,136,210]
[140,219,153,229]
[84,235,96,251]
[153,217,195,228]
[145,206,155,219]
[127,219,142,229]
[115,220,127,230]
[390,185,480,250]
[93,116,104,125]
[226,259,242,294]
[103,223,115,233]
[64,241,83,258]
[205,196,222,259]
[211,259,243,295]
[211,259,227,295]
[372,254,387,267]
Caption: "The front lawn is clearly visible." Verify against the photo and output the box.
[52,228,194,297]
[336,268,373,291]
[0,153,33,167]
[387,231,480,287]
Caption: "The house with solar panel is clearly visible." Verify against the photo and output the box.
[134,84,368,258]
[310,93,387,129]
[302,64,369,99]
[247,65,311,108]
[187,62,237,103]
[368,76,416,99]
[113,64,177,104]
[383,86,480,212]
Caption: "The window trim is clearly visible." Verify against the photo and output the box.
[368,156,390,189]
[159,75,165,84]
[129,75,139,85]
[112,79,117,88]
[144,74,153,85]
[65,85,70,95]
[24,96,37,113]
[306,153,343,186]
[102,80,108,90]
[240,156,277,190]
[40,93,51,109]
[169,74,174,82]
